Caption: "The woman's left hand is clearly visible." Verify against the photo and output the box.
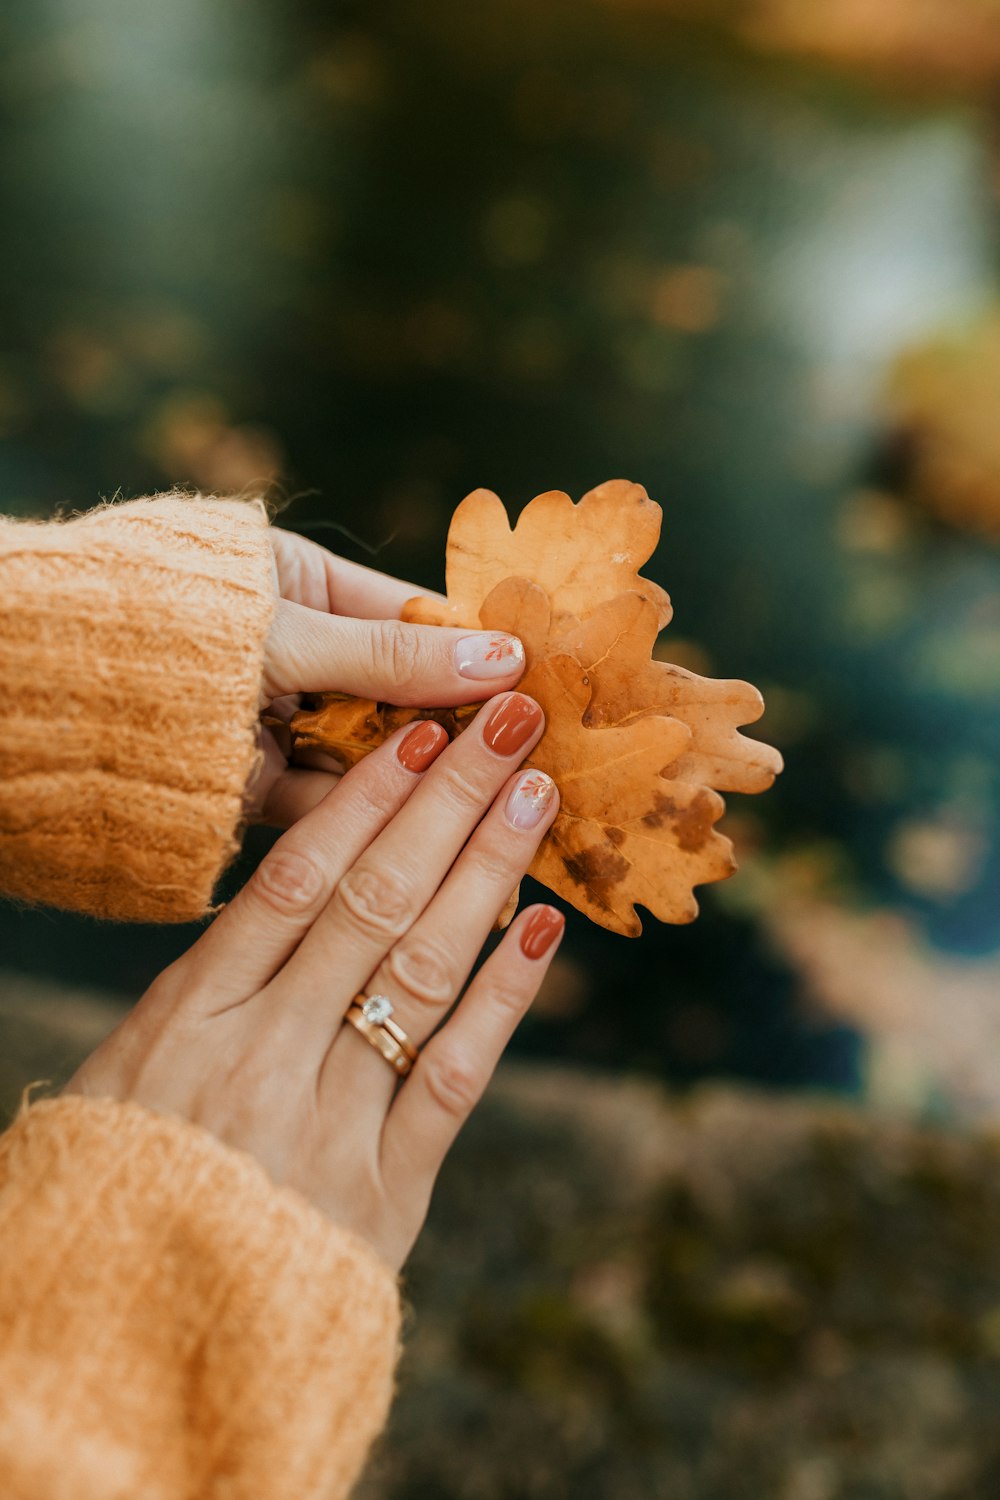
[250,527,526,828]
[65,690,563,1272]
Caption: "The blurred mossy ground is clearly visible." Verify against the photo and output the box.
[6,978,999,1500]
[369,1072,1000,1500]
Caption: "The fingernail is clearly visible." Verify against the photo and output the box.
[520,906,565,960]
[397,720,447,772]
[505,770,556,830]
[482,694,542,756]
[455,632,525,680]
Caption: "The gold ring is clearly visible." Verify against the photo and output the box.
[344,993,419,1078]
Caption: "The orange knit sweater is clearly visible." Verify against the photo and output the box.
[0,497,401,1498]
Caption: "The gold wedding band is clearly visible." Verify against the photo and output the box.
[344,993,419,1077]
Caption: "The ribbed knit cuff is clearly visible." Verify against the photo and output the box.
[0,494,276,922]
[0,1095,401,1500]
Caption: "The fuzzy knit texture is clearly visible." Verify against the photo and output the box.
[0,1096,402,1500]
[0,493,276,922]
[0,496,403,1497]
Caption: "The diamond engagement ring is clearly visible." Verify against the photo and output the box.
[344,993,419,1077]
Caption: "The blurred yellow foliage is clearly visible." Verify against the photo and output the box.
[891,315,1000,541]
[605,0,1000,92]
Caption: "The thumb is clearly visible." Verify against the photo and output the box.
[263,598,526,705]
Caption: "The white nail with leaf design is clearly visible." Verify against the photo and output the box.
[504,770,556,830]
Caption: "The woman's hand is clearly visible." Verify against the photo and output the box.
[64,691,563,1272]
[251,526,526,828]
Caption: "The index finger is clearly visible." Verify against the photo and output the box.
[271,526,446,619]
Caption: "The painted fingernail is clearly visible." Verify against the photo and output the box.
[482,694,543,757]
[397,720,447,772]
[455,632,525,680]
[520,906,565,960]
[505,770,556,830]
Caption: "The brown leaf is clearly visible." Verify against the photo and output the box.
[402,478,671,630]
[519,656,733,934]
[291,694,480,769]
[479,580,782,794]
[493,886,521,932]
[399,594,466,629]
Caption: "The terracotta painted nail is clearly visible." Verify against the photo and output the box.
[482,694,542,757]
[505,770,556,830]
[397,720,446,772]
[455,632,525,680]
[520,906,565,960]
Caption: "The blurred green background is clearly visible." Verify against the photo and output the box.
[3,1,1000,1493]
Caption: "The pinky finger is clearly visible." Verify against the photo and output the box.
[258,767,342,829]
[380,905,565,1198]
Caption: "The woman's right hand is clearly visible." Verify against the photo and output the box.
[64,692,563,1272]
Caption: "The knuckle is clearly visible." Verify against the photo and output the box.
[421,1042,480,1118]
[336,863,414,940]
[371,620,421,688]
[387,937,456,1008]
[486,976,531,1019]
[340,774,389,829]
[437,763,490,815]
[253,847,326,917]
[468,838,523,888]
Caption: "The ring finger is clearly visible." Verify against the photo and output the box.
[325,764,560,1107]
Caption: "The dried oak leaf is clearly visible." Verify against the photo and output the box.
[516,655,734,935]
[291,696,480,769]
[478,579,782,795]
[401,479,672,633]
[293,479,780,935]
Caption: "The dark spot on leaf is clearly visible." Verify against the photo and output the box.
[562,842,630,899]
[641,789,716,851]
[606,827,626,848]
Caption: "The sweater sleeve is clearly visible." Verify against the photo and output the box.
[0,1096,402,1500]
[0,493,276,923]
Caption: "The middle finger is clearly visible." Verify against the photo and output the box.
[324,762,559,1112]
[269,691,545,1041]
